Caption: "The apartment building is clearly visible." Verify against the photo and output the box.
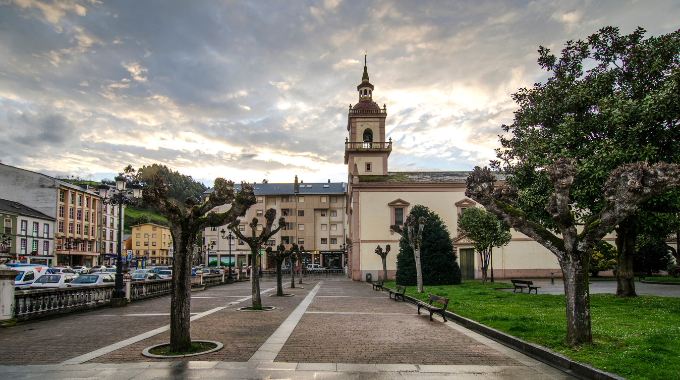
[202,178,347,270]
[130,223,173,266]
[97,187,125,266]
[0,199,55,266]
[0,163,103,267]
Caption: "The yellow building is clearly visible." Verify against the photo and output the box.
[130,223,173,266]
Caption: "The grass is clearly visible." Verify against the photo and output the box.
[383,280,680,380]
[642,276,680,283]
[123,205,168,233]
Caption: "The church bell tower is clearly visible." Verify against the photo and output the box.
[344,56,391,177]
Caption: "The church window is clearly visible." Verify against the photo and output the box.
[394,208,404,226]
[366,163,372,172]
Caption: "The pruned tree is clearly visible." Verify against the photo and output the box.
[392,215,426,293]
[228,209,285,309]
[458,207,512,284]
[297,248,311,284]
[374,244,391,282]
[466,160,680,346]
[266,243,301,296]
[141,170,255,352]
[288,245,304,288]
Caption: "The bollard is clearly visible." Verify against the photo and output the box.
[550,272,555,285]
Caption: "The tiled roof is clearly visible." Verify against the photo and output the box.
[0,198,55,220]
[357,171,505,183]
[352,100,380,110]
[203,182,347,196]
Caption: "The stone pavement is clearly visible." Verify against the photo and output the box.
[0,275,576,379]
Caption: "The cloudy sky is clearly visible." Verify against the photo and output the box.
[1,0,679,186]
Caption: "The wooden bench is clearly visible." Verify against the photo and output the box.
[416,294,450,322]
[511,279,541,294]
[372,281,384,291]
[389,285,406,301]
[633,272,646,281]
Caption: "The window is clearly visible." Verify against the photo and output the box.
[43,224,49,238]
[104,216,107,226]
[298,224,304,231]
[144,241,149,246]
[32,222,39,236]
[321,224,327,231]
[58,221,64,232]
[257,196,263,203]
[84,224,89,235]
[77,195,81,206]
[266,197,276,205]
[321,211,326,217]
[366,163,372,172]
[394,208,404,226]
[85,197,89,208]
[87,241,92,252]
[210,226,217,231]
[239,225,245,231]
[298,196,305,203]
[136,233,140,238]
[320,196,327,202]
[298,210,304,216]
[331,238,337,245]
[43,241,49,255]
[331,196,338,203]
[21,220,27,235]
[257,224,263,231]
[152,234,157,238]
[136,242,141,246]
[84,211,88,222]
[282,209,289,216]
[152,226,157,231]
[256,210,263,217]
[91,226,95,236]
[110,231,114,240]
[331,224,337,231]
[76,224,81,234]
[298,238,305,245]
[137,226,141,230]
[91,212,95,222]
[20,238,27,254]
[4,219,11,234]
[59,206,64,217]
[152,250,156,255]
[281,236,290,244]
[77,210,82,220]
[282,195,290,202]
[321,238,327,244]
[238,239,244,245]
[268,239,275,246]
[32,240,38,253]
[330,210,337,217]
[70,193,74,204]
[286,222,294,230]
[144,234,149,238]
[152,242,157,246]
[59,190,65,202]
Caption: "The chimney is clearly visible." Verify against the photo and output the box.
[294,175,299,193]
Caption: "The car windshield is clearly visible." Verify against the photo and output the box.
[35,275,60,283]
[131,274,147,279]
[159,271,171,275]
[72,275,99,283]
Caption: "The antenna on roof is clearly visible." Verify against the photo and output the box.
[365,52,367,66]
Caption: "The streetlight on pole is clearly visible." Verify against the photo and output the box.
[221,228,235,281]
[98,176,142,308]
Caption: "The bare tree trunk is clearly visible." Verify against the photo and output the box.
[615,228,638,298]
[414,248,423,293]
[382,257,387,282]
[480,249,489,284]
[275,258,283,296]
[251,255,261,308]
[290,256,296,288]
[561,252,593,346]
[170,237,192,352]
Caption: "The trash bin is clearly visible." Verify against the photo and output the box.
[366,272,372,282]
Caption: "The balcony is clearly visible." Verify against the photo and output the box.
[345,141,392,151]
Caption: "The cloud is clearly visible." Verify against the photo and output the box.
[122,62,148,82]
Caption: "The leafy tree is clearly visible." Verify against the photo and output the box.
[394,205,461,291]
[492,26,680,298]
[457,207,512,284]
[228,209,285,309]
[266,243,301,296]
[634,235,674,275]
[139,167,255,352]
[588,241,617,277]
[374,244,391,282]
[136,164,208,207]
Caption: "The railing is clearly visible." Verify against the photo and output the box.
[129,279,172,301]
[260,269,345,276]
[349,108,387,115]
[14,285,114,321]
[345,141,392,150]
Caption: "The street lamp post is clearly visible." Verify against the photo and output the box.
[98,176,142,307]
[221,228,235,281]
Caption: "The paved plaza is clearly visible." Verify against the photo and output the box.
[0,275,578,379]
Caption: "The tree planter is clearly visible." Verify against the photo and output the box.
[268,294,294,297]
[142,341,223,358]
[237,306,276,311]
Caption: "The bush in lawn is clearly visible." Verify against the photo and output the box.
[395,205,461,286]
[589,241,617,277]
[635,236,674,275]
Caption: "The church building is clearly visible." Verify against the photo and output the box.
[344,59,563,282]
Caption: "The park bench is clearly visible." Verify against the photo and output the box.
[389,285,407,301]
[511,279,540,294]
[372,281,384,291]
[416,294,450,322]
[633,272,646,281]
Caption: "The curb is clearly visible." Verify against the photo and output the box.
[640,280,680,285]
[381,286,626,380]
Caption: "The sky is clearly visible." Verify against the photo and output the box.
[1,0,679,187]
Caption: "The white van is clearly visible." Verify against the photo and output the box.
[7,264,51,290]
[306,264,323,271]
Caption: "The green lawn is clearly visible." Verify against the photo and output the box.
[383,280,680,380]
[123,205,168,233]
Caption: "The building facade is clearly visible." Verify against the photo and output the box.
[130,223,173,266]
[0,199,56,266]
[0,163,103,267]
[203,179,347,270]
[344,62,564,282]
[98,190,125,266]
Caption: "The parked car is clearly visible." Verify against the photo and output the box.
[157,270,172,279]
[88,265,107,273]
[30,273,78,289]
[130,273,162,282]
[46,267,77,275]
[67,273,115,287]
[151,266,169,274]
[72,266,89,274]
[306,264,323,271]
[7,264,51,290]
[131,269,155,275]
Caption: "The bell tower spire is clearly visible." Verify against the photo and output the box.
[345,57,391,176]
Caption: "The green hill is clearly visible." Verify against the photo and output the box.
[124,205,168,234]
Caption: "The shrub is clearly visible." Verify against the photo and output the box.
[589,240,617,277]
